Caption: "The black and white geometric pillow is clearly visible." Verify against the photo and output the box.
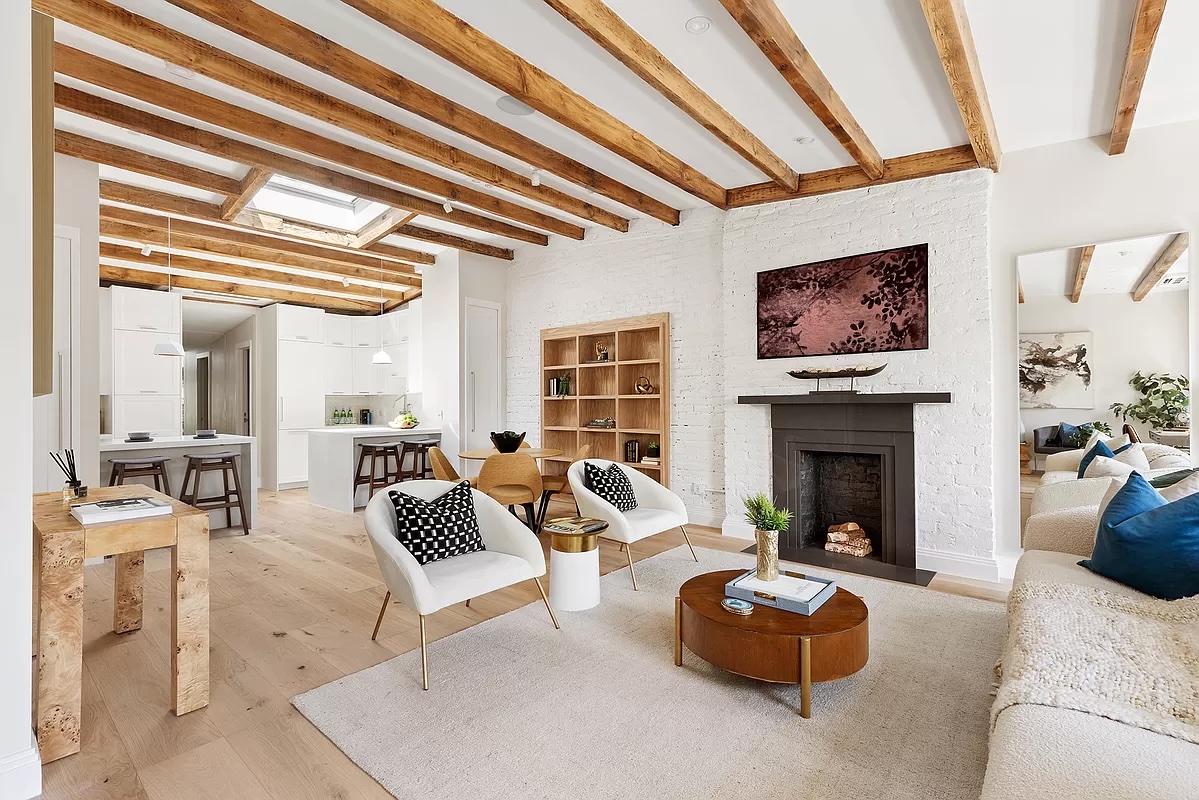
[584,461,638,511]
[389,481,486,566]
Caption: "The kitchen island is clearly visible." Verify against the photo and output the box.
[307,424,443,513]
[99,433,258,529]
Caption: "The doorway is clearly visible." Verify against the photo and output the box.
[196,353,211,431]
[464,299,503,476]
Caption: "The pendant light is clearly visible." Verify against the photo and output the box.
[153,216,186,357]
[371,258,392,365]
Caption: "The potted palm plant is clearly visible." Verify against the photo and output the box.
[1110,372,1190,436]
[743,493,793,582]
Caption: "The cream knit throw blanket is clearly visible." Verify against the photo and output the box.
[993,581,1199,744]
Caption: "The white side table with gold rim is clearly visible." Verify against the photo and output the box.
[547,520,607,611]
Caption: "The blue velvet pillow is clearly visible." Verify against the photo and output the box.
[1058,421,1091,448]
[1080,472,1199,600]
[1076,440,1133,477]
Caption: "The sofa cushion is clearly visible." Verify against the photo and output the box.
[1083,430,1132,453]
[1160,471,1199,502]
[1081,472,1199,600]
[584,461,638,511]
[388,480,486,566]
[1077,440,1115,476]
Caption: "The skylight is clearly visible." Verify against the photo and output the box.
[245,175,388,232]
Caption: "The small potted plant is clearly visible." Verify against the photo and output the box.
[1110,372,1190,433]
[743,493,793,582]
[646,440,660,459]
[557,372,572,397]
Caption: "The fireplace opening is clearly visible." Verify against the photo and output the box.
[796,451,884,561]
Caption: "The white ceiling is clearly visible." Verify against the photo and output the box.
[182,298,256,348]
[54,0,1199,243]
[1018,232,1189,299]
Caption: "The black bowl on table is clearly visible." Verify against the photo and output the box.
[489,431,526,453]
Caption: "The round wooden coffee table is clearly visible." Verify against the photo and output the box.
[675,569,869,718]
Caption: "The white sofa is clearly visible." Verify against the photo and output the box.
[1040,442,1190,485]
[985,486,1199,799]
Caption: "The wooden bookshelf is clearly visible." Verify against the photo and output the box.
[540,313,670,486]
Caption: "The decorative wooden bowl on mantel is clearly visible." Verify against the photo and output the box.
[787,364,887,393]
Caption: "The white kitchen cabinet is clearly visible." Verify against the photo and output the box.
[351,316,380,348]
[382,344,409,394]
[324,314,352,347]
[277,304,324,343]
[379,309,409,346]
[276,429,310,485]
[112,329,182,396]
[111,285,181,333]
[324,345,353,395]
[111,394,182,439]
[352,347,387,395]
[278,339,325,428]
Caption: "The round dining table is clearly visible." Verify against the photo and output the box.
[458,447,563,460]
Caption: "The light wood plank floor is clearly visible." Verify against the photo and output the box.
[40,488,1008,799]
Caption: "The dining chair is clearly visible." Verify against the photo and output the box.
[428,446,474,486]
[364,480,558,690]
[535,444,593,531]
[476,453,542,530]
[567,459,697,590]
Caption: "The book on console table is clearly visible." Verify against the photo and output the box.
[70,497,172,526]
[725,569,837,615]
[543,516,608,534]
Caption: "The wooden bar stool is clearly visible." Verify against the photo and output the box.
[108,456,172,496]
[179,451,249,535]
[399,438,440,481]
[354,442,405,499]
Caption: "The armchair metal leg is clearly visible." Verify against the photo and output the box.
[465,598,471,608]
[680,525,699,562]
[419,615,429,691]
[625,545,639,591]
[371,591,391,641]
[618,542,625,552]
[532,577,560,630]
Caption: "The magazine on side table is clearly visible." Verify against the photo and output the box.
[70,496,173,526]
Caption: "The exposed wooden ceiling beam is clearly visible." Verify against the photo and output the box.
[1109,0,1168,155]
[1069,245,1095,303]
[918,0,1000,171]
[219,167,272,221]
[57,85,552,247]
[100,216,421,288]
[100,241,410,302]
[353,209,418,249]
[337,0,727,208]
[100,203,422,280]
[158,0,681,224]
[379,225,514,262]
[54,129,239,195]
[1132,232,1188,301]
[39,1,660,230]
[56,45,588,240]
[718,0,883,180]
[725,145,978,207]
[101,179,225,220]
[544,0,797,192]
[99,265,385,313]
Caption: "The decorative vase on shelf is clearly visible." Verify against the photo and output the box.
[755,529,780,582]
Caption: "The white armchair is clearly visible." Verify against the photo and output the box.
[567,459,697,590]
[364,480,559,690]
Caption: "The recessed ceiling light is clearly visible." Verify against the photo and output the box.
[164,61,196,80]
[795,136,815,145]
[496,95,535,116]
[685,16,711,34]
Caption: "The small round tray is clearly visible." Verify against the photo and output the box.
[721,597,755,616]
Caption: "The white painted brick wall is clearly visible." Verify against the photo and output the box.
[505,207,727,523]
[507,169,997,567]
[722,170,996,561]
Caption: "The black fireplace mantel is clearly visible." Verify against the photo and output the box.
[738,392,952,405]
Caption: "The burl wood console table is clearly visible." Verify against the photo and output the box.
[33,485,210,763]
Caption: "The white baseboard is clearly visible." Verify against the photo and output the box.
[0,736,41,800]
[720,517,756,540]
[684,508,726,529]
[279,480,308,491]
[916,548,1000,582]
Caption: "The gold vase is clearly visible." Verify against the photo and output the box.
[755,528,779,581]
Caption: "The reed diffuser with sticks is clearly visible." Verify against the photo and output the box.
[51,449,86,501]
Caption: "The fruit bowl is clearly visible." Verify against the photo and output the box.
[489,430,526,453]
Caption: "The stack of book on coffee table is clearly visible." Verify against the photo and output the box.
[724,569,837,615]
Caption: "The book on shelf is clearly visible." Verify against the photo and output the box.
[70,496,173,526]
[543,516,608,534]
[640,457,660,465]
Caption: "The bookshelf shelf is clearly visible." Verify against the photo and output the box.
[540,313,670,485]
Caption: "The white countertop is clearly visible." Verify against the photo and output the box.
[306,425,442,438]
[100,434,257,452]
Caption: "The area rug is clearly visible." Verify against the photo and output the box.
[292,547,1006,799]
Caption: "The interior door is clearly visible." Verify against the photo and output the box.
[32,229,77,492]
[464,299,502,475]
